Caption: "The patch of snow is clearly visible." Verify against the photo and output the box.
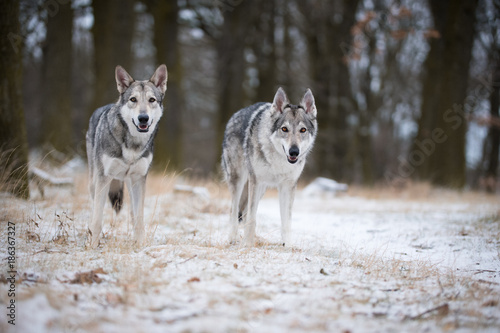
[1,177,499,332]
[12,294,59,333]
[301,177,349,198]
[174,184,210,201]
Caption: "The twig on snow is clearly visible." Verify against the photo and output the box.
[408,303,449,320]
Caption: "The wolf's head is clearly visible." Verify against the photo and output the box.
[115,64,167,136]
[270,87,318,164]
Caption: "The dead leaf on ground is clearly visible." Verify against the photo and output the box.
[52,234,68,245]
[19,272,44,283]
[68,268,107,284]
[482,299,498,307]
[106,292,124,305]
[26,231,40,242]
[187,277,200,283]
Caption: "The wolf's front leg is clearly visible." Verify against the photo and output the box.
[88,176,111,249]
[244,178,266,247]
[228,177,246,244]
[278,183,296,246]
[127,176,146,246]
[227,170,247,244]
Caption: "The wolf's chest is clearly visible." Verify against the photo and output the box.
[101,148,152,180]
[252,154,304,185]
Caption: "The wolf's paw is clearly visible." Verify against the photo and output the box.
[85,228,101,249]
[86,236,100,250]
[281,234,291,247]
[243,240,255,247]
[242,235,258,247]
[134,233,146,248]
[228,230,239,245]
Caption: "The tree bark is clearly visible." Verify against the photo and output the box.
[484,57,500,192]
[90,0,135,116]
[253,0,277,103]
[300,0,360,181]
[148,0,184,170]
[0,0,30,199]
[412,0,478,188]
[215,1,250,158]
[40,0,73,153]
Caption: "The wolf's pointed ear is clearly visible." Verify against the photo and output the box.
[115,66,134,94]
[301,89,316,116]
[272,87,289,113]
[150,64,168,94]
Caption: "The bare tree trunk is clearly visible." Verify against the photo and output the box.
[0,0,30,199]
[356,32,381,186]
[215,1,250,157]
[412,0,478,188]
[253,0,277,103]
[281,0,293,94]
[484,58,500,192]
[148,0,184,170]
[300,0,360,181]
[40,0,73,153]
[90,0,135,115]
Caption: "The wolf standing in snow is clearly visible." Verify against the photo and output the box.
[86,65,167,248]
[222,87,318,246]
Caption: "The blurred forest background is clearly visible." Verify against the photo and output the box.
[1,0,500,199]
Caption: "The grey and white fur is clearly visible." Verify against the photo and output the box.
[86,65,167,248]
[222,87,318,246]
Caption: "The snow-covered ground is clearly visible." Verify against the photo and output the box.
[1,172,499,332]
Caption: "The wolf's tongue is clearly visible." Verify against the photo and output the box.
[139,124,148,129]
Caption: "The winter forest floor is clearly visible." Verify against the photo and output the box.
[1,167,500,333]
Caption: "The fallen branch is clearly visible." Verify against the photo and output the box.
[177,255,197,265]
[33,247,69,255]
[408,303,449,320]
[29,167,73,198]
[477,279,500,285]
[473,269,497,275]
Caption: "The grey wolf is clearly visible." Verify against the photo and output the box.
[86,64,167,248]
[221,87,318,246]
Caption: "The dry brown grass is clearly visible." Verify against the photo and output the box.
[1,169,499,332]
[345,180,500,204]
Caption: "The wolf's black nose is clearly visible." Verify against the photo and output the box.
[289,145,299,157]
[138,114,149,124]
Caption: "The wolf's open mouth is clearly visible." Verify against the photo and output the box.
[283,146,299,164]
[133,119,151,133]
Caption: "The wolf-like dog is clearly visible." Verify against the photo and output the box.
[86,65,167,248]
[222,87,318,246]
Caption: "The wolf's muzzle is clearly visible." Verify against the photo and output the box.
[287,145,300,164]
[133,114,150,132]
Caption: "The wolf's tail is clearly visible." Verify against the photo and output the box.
[108,179,124,214]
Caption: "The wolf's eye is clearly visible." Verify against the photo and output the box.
[300,128,307,133]
[149,97,156,103]
[281,127,288,133]
[130,97,137,103]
